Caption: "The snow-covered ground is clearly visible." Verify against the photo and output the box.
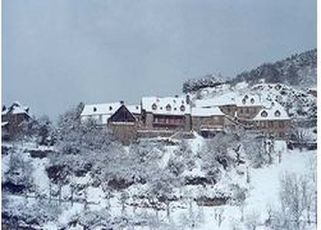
[2,137,316,229]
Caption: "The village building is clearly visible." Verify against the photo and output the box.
[80,101,141,126]
[139,96,192,138]
[2,102,31,140]
[107,104,140,144]
[80,93,291,142]
[191,106,225,137]
[252,103,291,138]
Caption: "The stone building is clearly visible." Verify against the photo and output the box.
[80,93,291,142]
[191,106,225,137]
[252,104,291,138]
[107,104,139,145]
[2,102,31,140]
[139,96,192,138]
[80,101,141,126]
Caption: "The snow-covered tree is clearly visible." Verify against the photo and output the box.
[4,151,34,193]
[242,134,270,168]
[182,74,225,93]
[268,173,317,230]
[200,132,238,181]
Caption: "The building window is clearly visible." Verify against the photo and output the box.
[180,105,185,112]
[261,111,268,117]
[93,107,97,112]
[268,121,273,128]
[246,108,249,114]
[275,110,281,117]
[279,121,284,128]
[166,104,172,111]
[250,98,255,104]
[152,103,157,110]
[109,106,113,111]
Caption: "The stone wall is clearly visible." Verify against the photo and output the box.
[236,105,262,119]
[192,115,225,132]
[108,123,138,145]
[254,120,290,138]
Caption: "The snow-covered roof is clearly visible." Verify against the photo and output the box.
[191,106,224,117]
[253,103,290,121]
[2,102,30,116]
[127,104,141,114]
[141,96,191,115]
[81,102,141,117]
[81,102,122,117]
[235,94,261,107]
[195,93,262,108]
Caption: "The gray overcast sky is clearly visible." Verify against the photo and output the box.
[3,0,316,119]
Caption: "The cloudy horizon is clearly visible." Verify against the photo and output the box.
[3,0,316,119]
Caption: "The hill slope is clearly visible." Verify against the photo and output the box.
[183,49,317,93]
[231,49,317,88]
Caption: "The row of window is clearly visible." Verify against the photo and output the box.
[256,120,285,128]
[93,106,113,112]
[152,103,185,112]
[153,116,185,124]
[238,107,258,115]
[261,110,281,118]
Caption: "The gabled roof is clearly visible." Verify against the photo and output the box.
[108,105,136,123]
[141,96,191,115]
[253,103,290,121]
[81,102,141,117]
[80,102,141,125]
[2,102,30,117]
[81,102,122,116]
[191,106,224,117]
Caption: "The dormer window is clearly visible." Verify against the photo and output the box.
[244,95,249,100]
[174,108,177,111]
[93,107,97,112]
[166,104,172,111]
[275,110,281,117]
[180,105,185,112]
[250,98,255,104]
[261,111,268,117]
[242,99,246,104]
[152,103,157,110]
[109,106,113,111]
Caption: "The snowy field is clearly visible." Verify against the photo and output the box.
[2,139,316,230]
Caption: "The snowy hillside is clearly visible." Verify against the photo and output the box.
[190,81,316,125]
[2,123,317,229]
[232,49,317,88]
[183,49,317,94]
